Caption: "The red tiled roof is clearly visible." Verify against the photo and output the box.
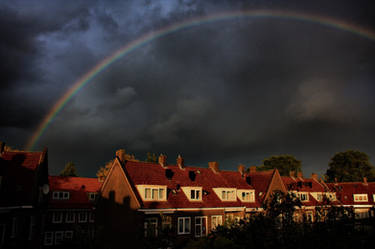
[247,170,274,202]
[327,182,375,205]
[281,176,326,192]
[0,151,44,206]
[48,176,102,209]
[123,161,260,209]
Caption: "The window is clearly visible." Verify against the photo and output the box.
[52,212,63,223]
[353,194,368,202]
[65,212,75,223]
[326,193,336,201]
[78,212,88,223]
[317,193,323,201]
[144,218,158,237]
[44,232,53,246]
[54,231,64,245]
[181,187,203,201]
[89,212,95,223]
[142,186,166,201]
[355,209,370,219]
[221,190,236,201]
[195,217,207,237]
[191,189,200,200]
[10,217,17,238]
[88,193,98,201]
[373,194,375,202]
[65,231,73,240]
[211,215,223,230]
[178,217,191,235]
[28,216,36,240]
[238,190,255,202]
[306,211,314,222]
[52,191,70,200]
[162,216,172,230]
[298,192,309,202]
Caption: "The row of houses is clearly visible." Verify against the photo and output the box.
[1,143,375,248]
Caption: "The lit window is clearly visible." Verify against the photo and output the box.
[52,212,63,224]
[65,212,75,223]
[298,192,309,202]
[353,194,368,202]
[144,218,158,237]
[211,215,223,230]
[44,232,53,246]
[54,231,64,245]
[178,217,191,235]
[78,212,87,223]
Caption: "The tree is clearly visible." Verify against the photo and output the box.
[60,161,78,177]
[258,154,302,176]
[326,150,375,182]
[145,152,158,163]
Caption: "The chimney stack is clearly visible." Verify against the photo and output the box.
[249,166,257,173]
[238,164,245,176]
[297,171,303,178]
[158,154,167,168]
[289,171,295,177]
[0,141,5,154]
[208,161,219,174]
[311,173,318,181]
[363,177,368,186]
[177,155,184,170]
[116,149,126,163]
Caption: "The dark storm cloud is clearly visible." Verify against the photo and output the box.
[1,0,375,177]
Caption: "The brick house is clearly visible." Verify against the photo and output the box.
[0,142,49,249]
[43,176,102,248]
[98,151,288,245]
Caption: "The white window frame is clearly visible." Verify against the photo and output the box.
[28,216,36,240]
[298,192,309,202]
[64,231,73,240]
[89,212,95,223]
[88,192,97,201]
[353,194,368,202]
[44,232,53,246]
[190,189,201,200]
[237,190,255,202]
[211,215,223,230]
[161,215,172,230]
[213,188,237,201]
[373,194,375,202]
[52,191,70,200]
[54,231,64,245]
[78,212,88,223]
[195,216,208,237]
[52,212,63,224]
[65,211,75,223]
[144,218,158,237]
[136,185,167,201]
[177,217,191,235]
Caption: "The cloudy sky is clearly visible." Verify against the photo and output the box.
[1,0,374,177]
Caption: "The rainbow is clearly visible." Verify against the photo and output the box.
[26,9,375,150]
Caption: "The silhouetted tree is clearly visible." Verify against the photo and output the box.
[326,150,375,182]
[59,161,78,176]
[258,154,302,176]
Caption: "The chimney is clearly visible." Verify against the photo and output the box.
[297,171,303,178]
[311,173,318,181]
[289,171,295,177]
[208,161,219,174]
[116,149,126,163]
[176,155,184,170]
[0,141,5,154]
[363,177,368,186]
[249,166,257,173]
[238,164,245,176]
[158,154,167,168]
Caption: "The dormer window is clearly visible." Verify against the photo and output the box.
[52,191,69,200]
[237,190,255,202]
[136,185,167,201]
[181,187,202,201]
[297,192,309,202]
[213,188,237,201]
[88,192,98,201]
[326,192,336,201]
[353,194,368,202]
